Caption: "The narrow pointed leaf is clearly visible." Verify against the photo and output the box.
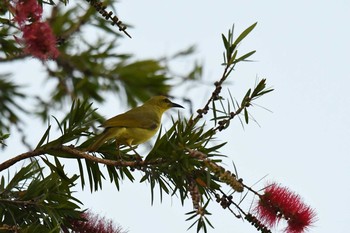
[233,22,257,46]
[244,108,249,124]
[77,159,85,189]
[235,50,256,63]
[35,125,51,149]
[221,34,230,50]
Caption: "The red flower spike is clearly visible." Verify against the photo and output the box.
[285,205,316,233]
[70,210,124,233]
[13,0,59,60]
[21,21,59,60]
[13,0,43,25]
[255,183,316,233]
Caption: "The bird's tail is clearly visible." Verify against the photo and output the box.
[87,132,109,152]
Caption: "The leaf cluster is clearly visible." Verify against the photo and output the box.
[0,3,275,232]
[221,23,257,79]
[0,161,82,232]
[36,100,136,193]
[211,78,273,131]
[0,75,27,132]
[1,0,199,129]
[41,3,171,111]
[143,117,225,204]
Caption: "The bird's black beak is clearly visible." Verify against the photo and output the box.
[171,102,184,108]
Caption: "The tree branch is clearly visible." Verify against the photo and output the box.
[0,198,37,206]
[0,145,161,172]
[192,64,233,123]
[0,225,20,232]
[0,149,45,172]
[59,146,153,167]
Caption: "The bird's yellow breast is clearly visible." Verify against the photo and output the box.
[106,125,159,146]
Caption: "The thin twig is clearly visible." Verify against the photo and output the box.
[192,64,234,123]
[0,198,37,206]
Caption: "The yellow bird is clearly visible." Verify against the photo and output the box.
[87,96,183,151]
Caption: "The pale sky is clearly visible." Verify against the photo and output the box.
[2,1,350,233]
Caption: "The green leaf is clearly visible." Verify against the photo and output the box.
[212,100,217,125]
[77,159,86,189]
[222,34,230,51]
[2,162,40,194]
[187,61,203,80]
[121,167,134,182]
[172,45,196,59]
[35,125,51,149]
[235,50,256,63]
[139,173,149,183]
[106,164,120,190]
[52,115,63,135]
[244,108,249,124]
[233,22,257,46]
[251,79,274,98]
[251,78,266,97]
[0,133,10,140]
[187,219,199,231]
[150,175,155,205]
[204,216,214,229]
[241,89,251,107]
[228,50,238,66]
[256,89,274,97]
[197,217,205,233]
[41,156,70,181]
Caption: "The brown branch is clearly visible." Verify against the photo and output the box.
[0,149,46,172]
[187,149,244,192]
[85,0,132,38]
[0,198,37,206]
[0,225,20,232]
[191,63,235,124]
[213,97,249,132]
[0,145,161,172]
[59,146,151,167]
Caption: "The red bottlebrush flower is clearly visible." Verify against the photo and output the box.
[19,21,59,60]
[69,210,126,233]
[13,0,43,25]
[12,0,59,60]
[255,182,316,233]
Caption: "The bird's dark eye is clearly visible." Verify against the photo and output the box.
[163,98,171,103]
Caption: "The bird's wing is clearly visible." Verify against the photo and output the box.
[102,108,159,130]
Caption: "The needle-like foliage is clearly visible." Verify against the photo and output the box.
[0,1,316,233]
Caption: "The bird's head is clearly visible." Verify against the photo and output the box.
[145,96,184,112]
